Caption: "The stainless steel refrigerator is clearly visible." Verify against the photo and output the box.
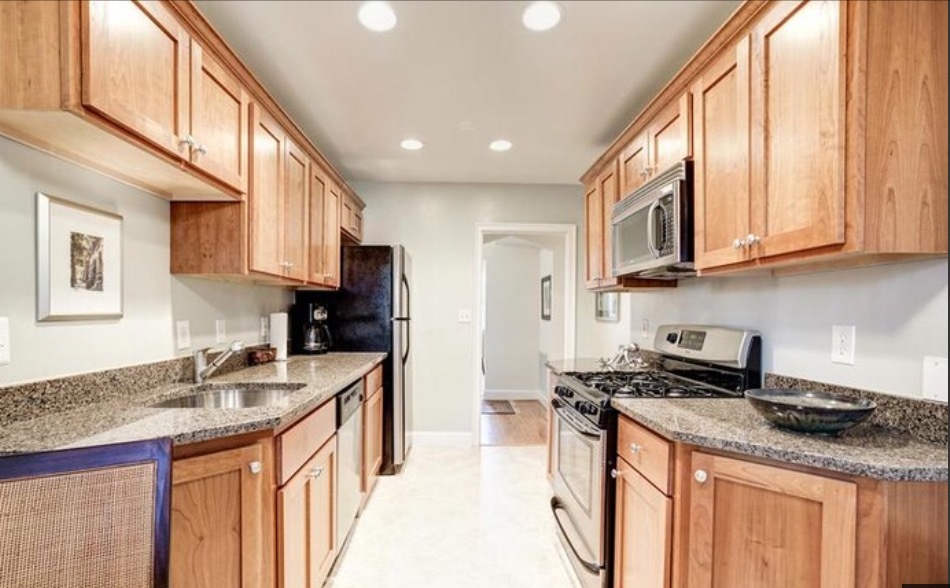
[296,245,412,474]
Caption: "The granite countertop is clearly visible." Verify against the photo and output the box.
[0,353,385,454]
[612,398,948,482]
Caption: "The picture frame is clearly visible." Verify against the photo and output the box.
[540,275,552,321]
[595,292,620,322]
[36,193,123,321]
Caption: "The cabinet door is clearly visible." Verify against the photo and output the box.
[171,444,265,588]
[283,139,309,281]
[614,458,672,588]
[249,103,285,277]
[323,184,342,288]
[307,165,328,285]
[82,0,190,158]
[648,93,691,177]
[619,132,649,198]
[190,41,249,193]
[341,193,364,242]
[749,0,846,259]
[278,437,336,588]
[362,387,383,497]
[688,452,857,588]
[599,161,620,280]
[584,180,603,287]
[691,37,752,270]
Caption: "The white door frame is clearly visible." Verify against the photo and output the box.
[473,223,577,446]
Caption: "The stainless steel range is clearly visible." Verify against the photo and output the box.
[549,325,761,588]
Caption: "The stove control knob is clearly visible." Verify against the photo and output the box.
[666,332,679,344]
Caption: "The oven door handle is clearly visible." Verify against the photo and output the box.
[550,496,602,575]
[551,400,601,439]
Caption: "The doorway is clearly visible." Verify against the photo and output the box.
[473,224,576,446]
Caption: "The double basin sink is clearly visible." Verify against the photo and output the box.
[150,383,307,410]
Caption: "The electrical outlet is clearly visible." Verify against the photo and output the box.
[831,325,856,365]
[922,356,948,402]
[640,319,650,340]
[260,317,269,343]
[457,309,472,324]
[215,319,227,343]
[0,317,10,366]
[176,320,191,350]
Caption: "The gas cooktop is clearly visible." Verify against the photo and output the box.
[563,370,741,399]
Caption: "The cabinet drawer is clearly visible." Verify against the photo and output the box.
[277,398,335,485]
[365,364,383,396]
[617,416,672,495]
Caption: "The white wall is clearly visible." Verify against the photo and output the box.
[483,241,541,396]
[0,136,291,386]
[354,181,610,434]
[625,259,949,399]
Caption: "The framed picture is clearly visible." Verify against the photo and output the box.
[540,275,552,321]
[595,292,620,322]
[36,193,123,321]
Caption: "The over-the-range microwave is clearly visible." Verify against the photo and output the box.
[611,160,694,279]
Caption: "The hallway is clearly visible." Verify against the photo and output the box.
[327,445,579,588]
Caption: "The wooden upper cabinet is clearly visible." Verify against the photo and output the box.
[599,161,620,281]
[308,165,328,285]
[249,103,285,278]
[284,139,310,282]
[584,180,603,287]
[692,36,752,271]
[323,184,343,288]
[171,444,266,588]
[341,191,365,243]
[619,132,650,198]
[614,458,672,588]
[687,452,857,588]
[648,93,691,179]
[189,42,249,193]
[82,0,190,158]
[749,0,846,260]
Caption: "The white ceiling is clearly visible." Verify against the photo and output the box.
[196,0,740,185]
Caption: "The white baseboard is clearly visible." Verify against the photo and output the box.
[410,431,475,447]
[484,389,541,401]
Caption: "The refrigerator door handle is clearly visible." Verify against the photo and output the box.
[401,274,411,364]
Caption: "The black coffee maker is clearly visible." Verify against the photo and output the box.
[292,303,332,354]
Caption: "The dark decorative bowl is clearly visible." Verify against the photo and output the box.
[745,389,877,435]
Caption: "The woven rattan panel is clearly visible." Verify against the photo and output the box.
[0,463,156,588]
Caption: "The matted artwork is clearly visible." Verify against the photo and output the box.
[36,193,123,321]
[541,275,552,321]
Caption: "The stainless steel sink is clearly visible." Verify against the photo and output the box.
[150,383,306,409]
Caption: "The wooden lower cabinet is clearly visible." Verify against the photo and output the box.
[687,451,857,588]
[361,385,384,499]
[278,435,337,588]
[171,443,266,588]
[614,458,672,588]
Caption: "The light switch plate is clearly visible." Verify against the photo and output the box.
[922,356,948,402]
[831,325,856,365]
[176,320,191,350]
[457,309,472,324]
[260,316,269,343]
[215,319,227,344]
[0,317,10,365]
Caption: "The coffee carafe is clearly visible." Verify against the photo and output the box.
[301,304,332,354]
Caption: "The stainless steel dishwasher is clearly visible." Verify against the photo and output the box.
[336,380,364,549]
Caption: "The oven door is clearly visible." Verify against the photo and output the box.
[550,398,607,588]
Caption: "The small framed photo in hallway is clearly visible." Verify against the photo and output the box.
[595,292,619,322]
[540,275,552,321]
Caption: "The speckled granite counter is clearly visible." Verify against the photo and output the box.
[0,353,385,454]
[611,398,947,482]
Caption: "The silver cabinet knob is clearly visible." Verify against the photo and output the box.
[694,469,708,484]
[178,135,196,150]
[610,468,620,479]
[629,443,642,455]
[732,238,745,249]
[309,466,324,479]
[196,143,208,156]
[745,233,761,246]
[248,461,263,475]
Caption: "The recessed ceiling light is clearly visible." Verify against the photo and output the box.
[400,138,424,151]
[358,1,397,32]
[489,139,513,152]
[522,1,562,32]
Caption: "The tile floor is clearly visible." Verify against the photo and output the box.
[327,445,580,588]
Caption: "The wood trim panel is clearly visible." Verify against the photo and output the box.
[276,398,336,486]
[365,364,383,395]
[617,416,673,496]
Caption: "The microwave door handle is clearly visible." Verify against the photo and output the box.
[646,200,661,258]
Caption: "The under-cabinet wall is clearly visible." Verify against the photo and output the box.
[0,136,291,386]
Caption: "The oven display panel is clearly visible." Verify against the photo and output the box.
[677,329,706,351]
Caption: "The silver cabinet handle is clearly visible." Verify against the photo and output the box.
[195,143,208,156]
[610,468,620,479]
[732,238,745,249]
[309,466,324,479]
[694,469,708,484]
[629,443,642,455]
[178,135,196,150]
[745,233,761,246]
[248,461,263,475]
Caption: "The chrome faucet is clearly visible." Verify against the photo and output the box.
[194,341,245,384]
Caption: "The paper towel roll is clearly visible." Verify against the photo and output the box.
[269,312,288,361]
